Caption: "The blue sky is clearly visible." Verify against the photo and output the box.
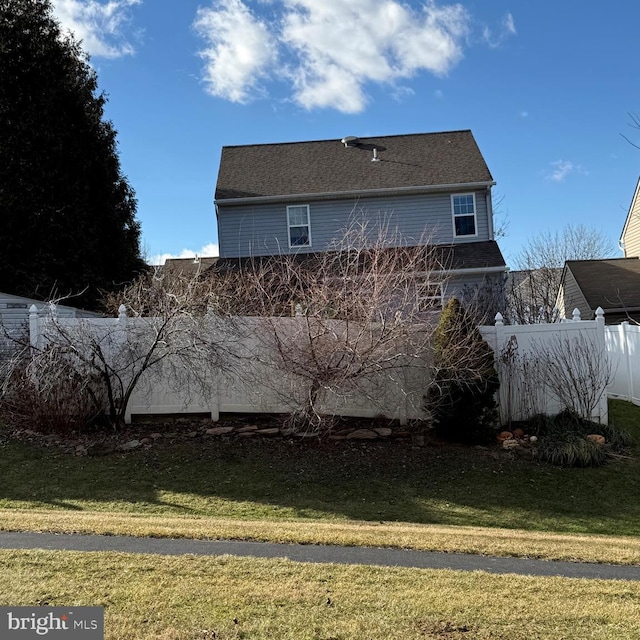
[50,0,640,266]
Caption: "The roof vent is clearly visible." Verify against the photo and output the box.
[341,136,359,147]
[371,148,380,162]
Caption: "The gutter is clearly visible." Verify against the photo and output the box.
[215,181,496,207]
[439,266,509,276]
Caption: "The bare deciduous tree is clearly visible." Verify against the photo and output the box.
[213,224,445,434]
[508,224,616,323]
[1,269,233,430]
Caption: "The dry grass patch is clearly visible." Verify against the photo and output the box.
[2,509,640,565]
[1,549,640,639]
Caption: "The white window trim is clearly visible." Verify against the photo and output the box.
[417,282,443,311]
[287,204,312,249]
[451,193,478,239]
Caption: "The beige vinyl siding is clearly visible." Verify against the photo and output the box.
[623,182,640,258]
[218,191,491,258]
[557,268,591,320]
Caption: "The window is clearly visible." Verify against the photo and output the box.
[417,282,442,311]
[287,205,311,248]
[452,194,477,237]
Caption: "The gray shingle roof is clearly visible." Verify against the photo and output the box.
[565,258,640,310]
[215,130,493,202]
[212,241,506,273]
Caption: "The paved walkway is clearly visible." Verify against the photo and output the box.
[1,531,640,581]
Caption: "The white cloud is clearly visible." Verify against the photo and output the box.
[547,160,587,183]
[194,0,470,113]
[52,0,141,58]
[503,13,516,36]
[150,243,219,266]
[482,11,516,48]
[194,0,276,103]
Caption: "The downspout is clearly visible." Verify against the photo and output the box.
[486,188,494,240]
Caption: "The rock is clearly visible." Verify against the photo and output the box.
[205,427,234,436]
[187,431,199,438]
[529,435,538,443]
[280,427,296,437]
[514,446,536,460]
[236,426,258,433]
[119,439,141,451]
[587,434,606,445]
[256,428,280,436]
[373,428,392,437]
[149,433,163,439]
[346,429,378,440]
[140,437,153,445]
[501,438,520,450]
[86,442,116,456]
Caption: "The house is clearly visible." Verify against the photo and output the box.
[554,178,640,324]
[555,258,640,324]
[620,177,640,258]
[161,256,218,278]
[0,291,102,360]
[214,130,507,305]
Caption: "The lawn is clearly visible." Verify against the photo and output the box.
[1,400,640,539]
[2,400,640,639]
[2,549,640,640]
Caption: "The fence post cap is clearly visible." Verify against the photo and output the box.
[572,308,581,321]
[118,304,127,319]
[595,307,605,318]
[29,304,38,315]
[494,312,504,326]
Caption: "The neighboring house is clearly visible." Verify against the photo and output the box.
[620,177,640,258]
[214,130,507,304]
[161,256,218,278]
[0,291,102,359]
[556,258,640,324]
[507,268,563,323]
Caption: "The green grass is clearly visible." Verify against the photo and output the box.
[3,549,640,640]
[1,400,639,537]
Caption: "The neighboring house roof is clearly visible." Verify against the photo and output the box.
[558,258,640,321]
[215,130,494,203]
[212,241,506,274]
[161,257,219,277]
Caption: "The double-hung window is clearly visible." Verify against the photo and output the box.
[452,194,477,237]
[287,204,311,248]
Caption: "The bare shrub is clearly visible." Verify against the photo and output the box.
[497,335,547,426]
[531,331,611,421]
[1,347,106,434]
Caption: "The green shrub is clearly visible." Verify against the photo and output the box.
[427,298,499,443]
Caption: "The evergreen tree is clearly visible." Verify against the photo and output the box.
[0,0,143,309]
[427,298,499,443]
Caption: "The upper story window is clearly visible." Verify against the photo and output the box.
[287,204,311,248]
[452,194,477,237]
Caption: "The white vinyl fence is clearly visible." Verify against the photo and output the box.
[480,308,609,425]
[28,305,431,425]
[26,303,640,427]
[605,321,640,406]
